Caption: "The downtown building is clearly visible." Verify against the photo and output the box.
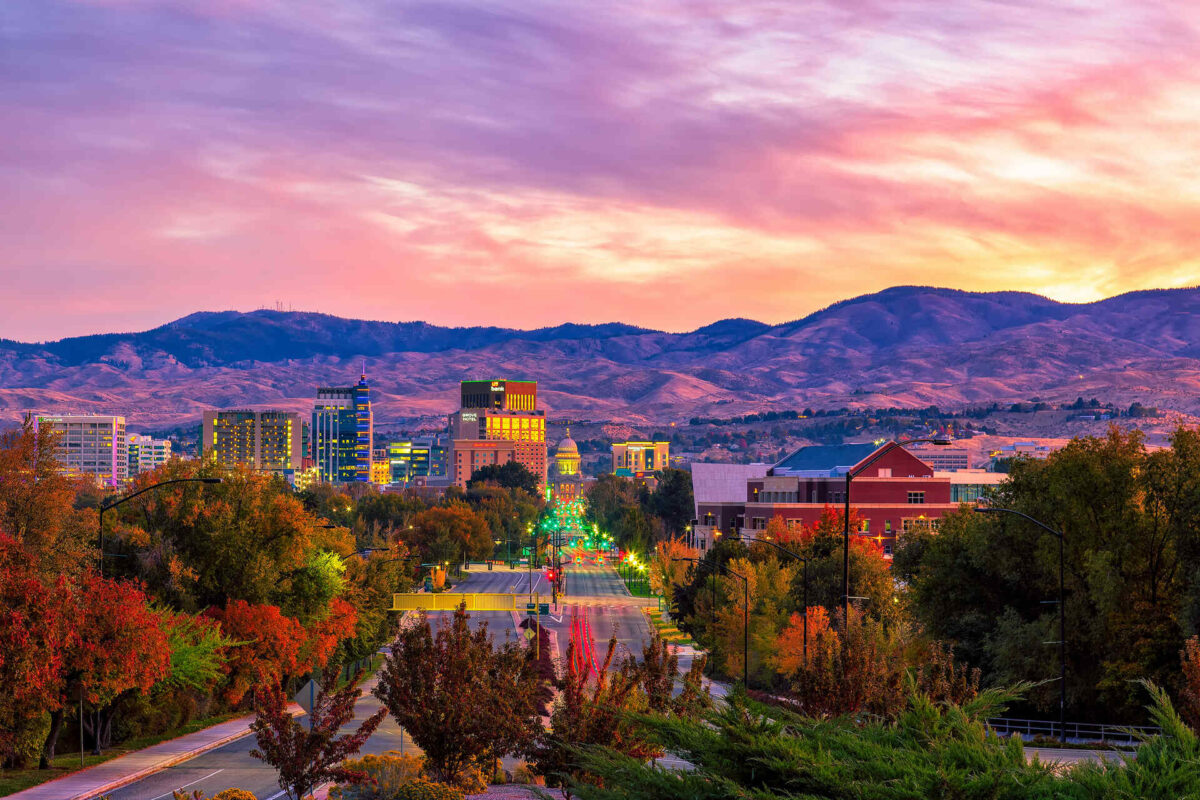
[312,371,373,484]
[691,442,958,557]
[448,379,546,489]
[201,410,304,473]
[386,434,448,484]
[127,433,172,476]
[33,413,128,487]
[612,440,670,477]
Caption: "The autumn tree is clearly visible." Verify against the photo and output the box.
[405,504,493,564]
[1181,636,1200,730]
[206,601,306,707]
[375,605,543,786]
[647,537,697,600]
[0,534,71,768]
[251,667,386,800]
[41,574,170,764]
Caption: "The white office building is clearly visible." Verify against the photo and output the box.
[34,413,128,487]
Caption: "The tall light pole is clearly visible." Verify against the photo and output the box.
[674,557,748,686]
[98,477,223,577]
[842,439,950,626]
[975,505,1066,742]
[738,535,809,663]
[94,476,221,754]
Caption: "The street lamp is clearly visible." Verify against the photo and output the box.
[975,504,1066,742]
[98,477,223,578]
[842,439,951,626]
[738,535,809,663]
[94,476,221,755]
[674,557,749,686]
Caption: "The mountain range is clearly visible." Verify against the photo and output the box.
[5,285,1200,429]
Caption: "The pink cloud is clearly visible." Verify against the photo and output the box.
[2,1,1200,339]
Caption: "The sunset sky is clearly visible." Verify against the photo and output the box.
[4,1,1200,341]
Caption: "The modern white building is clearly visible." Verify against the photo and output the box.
[34,413,128,487]
[127,433,172,476]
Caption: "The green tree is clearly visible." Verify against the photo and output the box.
[649,468,694,538]
[468,461,540,495]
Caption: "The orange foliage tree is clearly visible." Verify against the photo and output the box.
[207,601,306,707]
[648,536,698,600]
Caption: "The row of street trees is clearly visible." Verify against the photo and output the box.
[0,420,545,774]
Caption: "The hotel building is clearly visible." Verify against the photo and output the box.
[201,410,304,473]
[448,379,546,488]
[34,413,128,487]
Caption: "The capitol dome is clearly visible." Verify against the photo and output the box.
[554,426,581,477]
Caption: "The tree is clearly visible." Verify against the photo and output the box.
[374,605,543,786]
[108,462,354,618]
[468,461,540,496]
[648,469,694,538]
[250,668,386,800]
[406,504,493,564]
[41,574,171,763]
[0,419,93,578]
[0,534,71,768]
[1181,636,1200,730]
[647,537,697,600]
[206,601,305,707]
[156,608,233,692]
[895,426,1200,721]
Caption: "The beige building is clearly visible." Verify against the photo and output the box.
[34,413,128,487]
[202,410,303,473]
[612,440,670,477]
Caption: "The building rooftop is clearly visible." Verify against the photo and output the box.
[770,443,878,477]
[690,462,771,511]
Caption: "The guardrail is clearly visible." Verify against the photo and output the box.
[985,717,1160,744]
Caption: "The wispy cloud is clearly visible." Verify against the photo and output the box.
[2,0,1199,338]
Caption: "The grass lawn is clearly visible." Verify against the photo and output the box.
[0,712,240,797]
[643,609,697,647]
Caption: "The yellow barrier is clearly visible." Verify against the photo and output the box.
[391,592,520,612]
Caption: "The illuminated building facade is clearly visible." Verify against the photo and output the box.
[312,371,372,484]
[34,413,127,487]
[202,410,303,473]
[387,435,447,484]
[450,379,546,486]
[128,433,172,476]
[612,441,670,477]
[550,427,587,502]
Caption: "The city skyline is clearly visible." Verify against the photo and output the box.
[5,2,1200,340]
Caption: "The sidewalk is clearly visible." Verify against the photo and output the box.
[6,704,303,800]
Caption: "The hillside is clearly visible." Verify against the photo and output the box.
[4,286,1200,427]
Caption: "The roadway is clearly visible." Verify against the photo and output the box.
[101,561,646,799]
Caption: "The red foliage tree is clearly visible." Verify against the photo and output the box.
[41,574,170,764]
[250,671,386,800]
[0,534,71,767]
[298,597,357,674]
[207,601,306,707]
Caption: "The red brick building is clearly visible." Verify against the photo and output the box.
[692,442,957,556]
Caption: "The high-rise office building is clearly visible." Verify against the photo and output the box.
[201,410,303,473]
[127,433,172,476]
[449,379,546,487]
[312,371,372,484]
[34,413,128,486]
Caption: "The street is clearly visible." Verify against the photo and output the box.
[101,561,652,800]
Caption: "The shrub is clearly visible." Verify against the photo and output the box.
[332,752,426,798]
[333,778,464,800]
[213,791,258,800]
[512,762,539,785]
